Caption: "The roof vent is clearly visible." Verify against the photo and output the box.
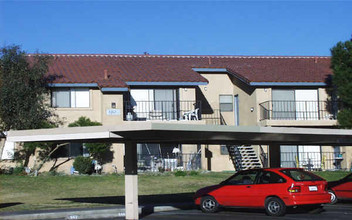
[314,57,318,63]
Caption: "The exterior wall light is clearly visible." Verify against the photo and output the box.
[111,102,116,108]
[250,107,254,112]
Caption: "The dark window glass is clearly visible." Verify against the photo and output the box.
[280,169,324,181]
[51,143,83,158]
[258,171,286,184]
[345,174,352,181]
[224,170,258,185]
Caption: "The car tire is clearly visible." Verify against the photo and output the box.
[265,197,286,216]
[328,190,338,204]
[200,196,219,213]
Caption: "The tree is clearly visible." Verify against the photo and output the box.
[0,45,59,169]
[0,45,54,130]
[68,117,111,164]
[331,37,352,128]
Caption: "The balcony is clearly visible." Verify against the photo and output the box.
[281,151,345,171]
[123,101,201,121]
[137,153,201,172]
[259,100,339,126]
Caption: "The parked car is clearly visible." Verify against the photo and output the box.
[194,168,330,216]
[327,173,352,204]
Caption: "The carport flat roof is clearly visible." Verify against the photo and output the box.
[5,122,352,146]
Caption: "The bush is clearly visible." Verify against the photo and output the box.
[174,170,187,177]
[40,170,66,176]
[73,156,93,175]
[0,166,14,175]
[13,165,26,175]
[189,170,199,176]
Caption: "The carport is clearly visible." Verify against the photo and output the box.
[5,122,352,220]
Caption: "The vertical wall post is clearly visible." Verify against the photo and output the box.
[124,142,139,220]
[269,144,281,168]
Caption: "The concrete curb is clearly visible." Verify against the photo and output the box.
[0,203,195,220]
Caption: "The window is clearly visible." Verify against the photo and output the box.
[52,88,90,108]
[224,170,259,185]
[258,171,286,184]
[220,145,229,155]
[219,95,233,112]
[272,89,318,120]
[280,169,324,181]
[51,143,85,158]
[280,145,321,169]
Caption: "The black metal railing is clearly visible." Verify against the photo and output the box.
[137,153,201,172]
[280,152,345,171]
[124,101,201,121]
[201,109,225,125]
[259,100,339,120]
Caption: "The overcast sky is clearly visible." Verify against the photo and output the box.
[0,1,351,56]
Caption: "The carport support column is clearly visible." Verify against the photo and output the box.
[269,144,281,168]
[125,142,139,220]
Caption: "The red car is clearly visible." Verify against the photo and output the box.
[194,168,330,216]
[328,173,352,204]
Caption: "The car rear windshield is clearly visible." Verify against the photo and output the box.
[280,169,324,181]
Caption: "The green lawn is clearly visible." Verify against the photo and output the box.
[0,171,349,213]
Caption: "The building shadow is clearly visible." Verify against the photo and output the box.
[56,192,194,206]
[0,202,23,209]
[56,192,195,218]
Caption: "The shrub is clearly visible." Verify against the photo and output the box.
[13,165,26,175]
[40,170,66,176]
[0,166,14,175]
[174,170,187,177]
[189,170,199,176]
[73,156,93,175]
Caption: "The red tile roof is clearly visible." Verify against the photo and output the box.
[39,54,332,88]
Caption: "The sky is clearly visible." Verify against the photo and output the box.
[0,1,351,56]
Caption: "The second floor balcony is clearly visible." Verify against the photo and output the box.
[259,100,339,126]
[123,100,202,121]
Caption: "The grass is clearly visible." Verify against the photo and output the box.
[0,171,230,212]
[0,171,349,213]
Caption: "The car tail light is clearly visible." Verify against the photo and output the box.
[288,185,301,193]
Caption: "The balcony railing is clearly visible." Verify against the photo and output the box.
[281,152,345,171]
[201,109,226,125]
[137,153,201,172]
[259,100,339,121]
[124,101,201,121]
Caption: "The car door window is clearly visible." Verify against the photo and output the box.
[258,171,286,184]
[225,170,258,185]
[345,174,352,181]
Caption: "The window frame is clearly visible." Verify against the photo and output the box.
[51,88,90,108]
[257,171,287,184]
[219,94,233,112]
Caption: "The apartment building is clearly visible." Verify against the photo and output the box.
[1,54,350,173]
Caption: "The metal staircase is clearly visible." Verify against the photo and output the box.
[227,145,262,171]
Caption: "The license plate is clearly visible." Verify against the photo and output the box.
[309,186,318,191]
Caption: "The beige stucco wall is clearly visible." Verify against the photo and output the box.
[201,144,235,171]
[199,74,235,125]
[179,88,196,102]
[54,89,104,126]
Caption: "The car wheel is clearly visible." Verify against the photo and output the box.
[265,197,286,216]
[200,196,219,213]
[328,190,338,204]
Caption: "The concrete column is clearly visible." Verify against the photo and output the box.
[269,144,281,168]
[124,142,139,220]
